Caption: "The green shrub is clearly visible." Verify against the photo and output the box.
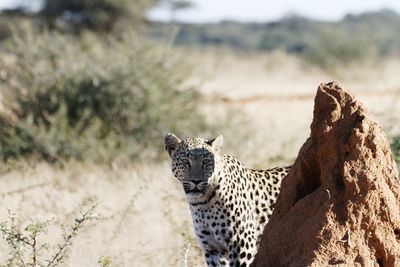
[300,29,376,71]
[392,136,400,164]
[0,25,207,163]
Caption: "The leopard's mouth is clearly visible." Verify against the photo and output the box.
[182,179,208,195]
[185,187,205,195]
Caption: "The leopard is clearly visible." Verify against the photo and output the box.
[164,133,290,267]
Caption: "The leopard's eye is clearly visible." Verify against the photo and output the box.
[182,159,191,167]
[203,159,212,164]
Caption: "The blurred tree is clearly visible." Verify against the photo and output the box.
[169,0,194,21]
[157,0,194,23]
[40,0,159,31]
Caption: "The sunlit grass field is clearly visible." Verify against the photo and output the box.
[0,161,205,266]
[1,1,400,266]
[1,48,399,266]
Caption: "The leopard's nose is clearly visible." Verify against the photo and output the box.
[192,180,202,185]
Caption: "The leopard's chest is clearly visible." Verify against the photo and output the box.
[190,201,233,252]
[190,185,253,238]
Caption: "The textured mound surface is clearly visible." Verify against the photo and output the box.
[252,81,400,267]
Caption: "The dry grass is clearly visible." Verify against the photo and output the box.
[189,49,400,166]
[0,50,399,266]
[0,161,205,266]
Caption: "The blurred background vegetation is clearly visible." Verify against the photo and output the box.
[0,0,215,164]
[150,10,400,71]
[0,0,399,166]
[0,1,398,265]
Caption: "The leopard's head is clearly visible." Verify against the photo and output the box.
[164,133,223,197]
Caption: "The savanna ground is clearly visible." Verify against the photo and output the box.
[1,47,399,266]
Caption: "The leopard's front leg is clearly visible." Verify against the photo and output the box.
[204,248,229,267]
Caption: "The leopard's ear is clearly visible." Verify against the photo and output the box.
[164,133,181,157]
[206,135,223,152]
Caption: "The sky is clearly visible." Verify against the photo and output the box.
[0,0,400,23]
[148,0,400,23]
[0,0,15,9]
[0,0,41,11]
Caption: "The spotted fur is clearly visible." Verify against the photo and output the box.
[165,133,290,266]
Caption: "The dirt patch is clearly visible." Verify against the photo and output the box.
[252,81,400,267]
